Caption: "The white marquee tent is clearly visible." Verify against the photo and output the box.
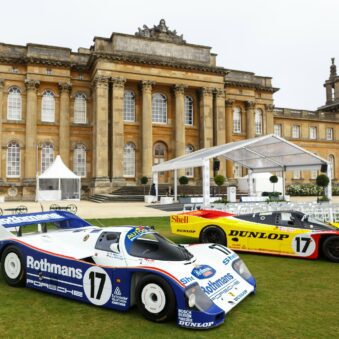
[152,135,332,206]
[36,155,81,201]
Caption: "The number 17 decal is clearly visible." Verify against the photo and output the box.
[292,235,316,257]
[83,267,112,306]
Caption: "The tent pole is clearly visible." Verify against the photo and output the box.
[326,163,333,222]
[248,170,254,196]
[152,172,159,202]
[282,170,286,199]
[202,160,210,207]
[174,170,177,202]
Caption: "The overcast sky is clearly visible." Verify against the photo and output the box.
[1,0,338,110]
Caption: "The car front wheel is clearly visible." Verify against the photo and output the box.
[1,246,26,287]
[200,225,226,245]
[322,236,339,262]
[136,274,176,322]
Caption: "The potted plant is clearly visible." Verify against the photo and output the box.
[178,176,190,203]
[140,176,148,195]
[316,174,330,203]
[269,175,278,192]
[214,174,225,196]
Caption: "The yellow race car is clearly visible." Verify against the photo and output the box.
[170,209,339,262]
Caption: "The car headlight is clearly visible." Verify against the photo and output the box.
[232,258,253,281]
[185,283,214,311]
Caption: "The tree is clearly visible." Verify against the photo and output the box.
[316,174,330,201]
[269,175,278,192]
[179,176,189,196]
[214,174,225,195]
[140,176,148,195]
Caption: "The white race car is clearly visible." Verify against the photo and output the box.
[0,211,256,329]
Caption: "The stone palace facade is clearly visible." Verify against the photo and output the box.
[0,20,338,199]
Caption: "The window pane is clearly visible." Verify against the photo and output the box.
[255,109,262,135]
[7,142,20,177]
[8,87,22,120]
[73,145,86,177]
[74,93,87,123]
[184,145,194,177]
[123,143,135,177]
[233,108,241,133]
[152,93,167,123]
[42,90,55,122]
[41,144,54,173]
[184,96,193,125]
[124,91,135,122]
[274,124,281,137]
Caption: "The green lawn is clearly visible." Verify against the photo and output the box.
[0,217,338,338]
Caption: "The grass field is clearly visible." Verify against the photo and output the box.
[0,217,338,338]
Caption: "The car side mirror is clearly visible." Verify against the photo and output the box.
[110,243,120,254]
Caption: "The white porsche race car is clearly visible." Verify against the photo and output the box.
[0,211,256,329]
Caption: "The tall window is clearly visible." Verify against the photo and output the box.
[41,143,54,173]
[7,87,22,120]
[310,169,318,180]
[292,125,300,138]
[309,127,317,140]
[123,143,136,177]
[124,90,135,122]
[233,107,241,133]
[152,93,167,123]
[184,96,193,125]
[41,90,55,122]
[184,145,194,177]
[7,142,20,177]
[73,144,86,177]
[154,142,166,164]
[74,93,87,123]
[255,109,263,135]
[328,154,335,178]
[293,170,301,179]
[274,124,282,137]
[326,128,333,140]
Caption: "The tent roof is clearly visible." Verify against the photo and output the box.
[152,135,328,173]
[38,155,80,179]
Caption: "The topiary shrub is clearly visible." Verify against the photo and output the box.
[179,176,189,196]
[270,175,278,192]
[214,175,225,195]
[140,176,148,195]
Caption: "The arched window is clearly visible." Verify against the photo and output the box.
[7,87,22,120]
[153,142,166,164]
[74,93,87,123]
[328,154,335,179]
[124,91,135,122]
[233,107,241,133]
[184,96,193,125]
[7,141,20,177]
[73,144,86,177]
[185,145,194,177]
[255,109,263,135]
[123,143,136,177]
[41,90,55,122]
[41,143,54,173]
[152,93,167,123]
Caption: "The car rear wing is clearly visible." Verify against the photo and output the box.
[0,211,91,239]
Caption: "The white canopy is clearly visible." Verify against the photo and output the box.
[37,155,81,201]
[152,135,332,205]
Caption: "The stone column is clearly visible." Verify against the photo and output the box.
[111,77,126,186]
[245,101,255,139]
[24,79,40,182]
[58,82,72,167]
[174,84,186,158]
[225,99,234,178]
[0,79,3,181]
[215,88,226,176]
[141,81,155,178]
[199,87,214,148]
[92,76,110,191]
[265,104,274,134]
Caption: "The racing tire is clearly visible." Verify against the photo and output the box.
[322,236,339,263]
[135,274,176,322]
[200,225,226,245]
[1,246,26,287]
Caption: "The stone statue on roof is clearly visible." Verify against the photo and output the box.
[136,19,186,44]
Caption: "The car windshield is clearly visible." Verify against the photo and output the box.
[304,215,336,230]
[127,232,193,261]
